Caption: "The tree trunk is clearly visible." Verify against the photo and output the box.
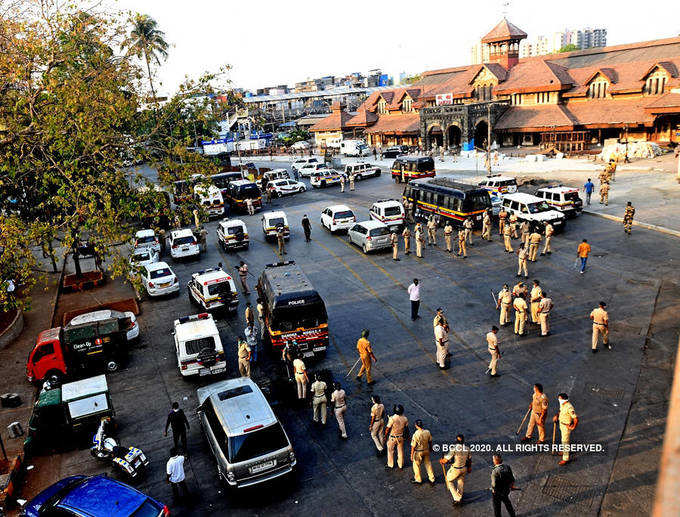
[73,248,82,278]
[48,240,58,273]
[144,50,156,105]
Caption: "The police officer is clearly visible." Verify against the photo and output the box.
[457,229,467,259]
[512,281,527,299]
[276,225,286,256]
[589,301,609,353]
[552,393,578,465]
[440,434,471,505]
[508,212,519,239]
[237,337,251,377]
[537,292,553,337]
[482,209,492,241]
[496,284,512,327]
[599,181,610,205]
[433,307,448,330]
[415,223,425,258]
[444,221,454,253]
[529,280,542,325]
[498,207,508,236]
[427,216,437,246]
[528,228,542,262]
[403,199,412,223]
[244,302,255,330]
[385,405,409,469]
[331,382,348,439]
[402,225,411,255]
[434,319,449,370]
[520,221,530,248]
[486,326,500,377]
[238,261,250,294]
[340,173,346,193]
[293,353,308,400]
[623,201,635,235]
[311,373,327,425]
[369,395,386,455]
[521,383,548,443]
[513,293,528,336]
[390,230,400,261]
[540,222,554,256]
[516,243,529,278]
[349,173,355,191]
[356,329,377,385]
[463,217,474,246]
[410,419,435,485]
[503,223,513,253]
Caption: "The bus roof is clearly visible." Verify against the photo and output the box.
[410,177,487,195]
[394,156,433,164]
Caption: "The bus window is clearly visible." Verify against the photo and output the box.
[436,194,444,206]
[403,186,412,198]
[462,192,491,212]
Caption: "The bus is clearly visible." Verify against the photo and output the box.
[391,157,436,183]
[223,179,262,213]
[402,178,491,228]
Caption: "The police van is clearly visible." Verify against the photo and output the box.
[368,199,405,230]
[173,313,226,377]
[256,262,328,359]
[194,184,225,219]
[343,162,381,180]
[216,219,249,251]
[187,267,238,313]
[478,174,518,197]
[501,192,566,232]
[261,211,290,241]
[534,186,583,218]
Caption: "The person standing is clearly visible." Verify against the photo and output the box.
[356,329,377,385]
[408,278,420,320]
[498,207,508,236]
[540,222,554,256]
[390,230,400,261]
[245,302,255,330]
[508,213,519,239]
[385,404,409,469]
[293,354,308,399]
[496,284,512,327]
[402,226,411,255]
[276,226,286,256]
[256,298,266,340]
[528,229,542,262]
[512,281,527,299]
[444,221,454,252]
[520,221,530,248]
[486,326,500,377]
[369,395,386,455]
[166,448,190,502]
[482,210,492,241]
[349,173,355,191]
[537,292,553,337]
[165,402,190,452]
[599,181,610,206]
[238,261,250,295]
[246,197,255,215]
[457,229,467,258]
[340,174,345,193]
[583,178,594,205]
[577,239,591,274]
[589,301,609,353]
[426,216,437,246]
[490,454,517,517]
[463,217,474,245]
[623,201,635,235]
[433,307,448,330]
[516,244,529,278]
[415,223,425,257]
[410,419,435,485]
[301,214,312,242]
[237,337,251,377]
[331,382,348,439]
[310,373,327,425]
[434,319,449,370]
[529,280,542,325]
[522,383,549,443]
[440,434,471,505]
[503,223,513,253]
[552,393,578,465]
[513,293,528,336]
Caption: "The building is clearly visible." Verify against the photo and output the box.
[308,101,357,148]
[514,27,607,60]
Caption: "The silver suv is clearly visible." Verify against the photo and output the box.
[348,220,392,254]
[197,378,296,488]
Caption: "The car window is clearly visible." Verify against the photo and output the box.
[184,336,216,355]
[268,217,285,227]
[510,201,519,211]
[521,204,529,213]
[228,422,289,463]
[565,192,579,201]
[136,235,155,244]
[333,210,354,219]
[131,251,151,262]
[227,226,245,235]
[150,267,172,279]
[369,227,390,237]
[33,342,55,362]
[174,236,195,245]
[201,398,229,458]
[131,500,163,517]
[384,207,401,216]
[207,282,232,296]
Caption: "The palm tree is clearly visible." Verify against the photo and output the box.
[124,14,168,103]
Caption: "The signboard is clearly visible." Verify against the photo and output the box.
[436,93,453,106]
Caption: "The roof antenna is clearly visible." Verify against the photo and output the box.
[502,0,511,18]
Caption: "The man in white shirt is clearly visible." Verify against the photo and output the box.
[408,278,420,321]
[166,447,189,501]
[434,321,449,370]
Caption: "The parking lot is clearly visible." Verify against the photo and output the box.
[24,161,680,516]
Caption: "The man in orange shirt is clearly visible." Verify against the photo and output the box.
[356,329,378,385]
[576,239,591,274]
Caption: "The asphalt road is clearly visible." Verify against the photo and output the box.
[43,161,679,516]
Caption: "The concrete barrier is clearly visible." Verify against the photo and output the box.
[0,311,24,351]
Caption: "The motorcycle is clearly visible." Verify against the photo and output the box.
[91,417,149,479]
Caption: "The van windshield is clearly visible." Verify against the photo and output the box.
[271,301,327,332]
[207,282,232,296]
[228,422,289,463]
[238,185,260,199]
[185,336,216,355]
[527,201,552,214]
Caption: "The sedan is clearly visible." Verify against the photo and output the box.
[140,261,180,297]
[129,247,159,268]
[321,205,356,233]
[267,179,306,197]
[347,220,392,254]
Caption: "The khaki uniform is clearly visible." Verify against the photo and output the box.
[530,285,543,324]
[590,307,609,350]
[558,401,578,461]
[509,213,519,238]
[463,218,473,245]
[340,175,345,192]
[444,444,471,503]
[444,223,454,252]
[331,389,347,438]
[356,337,374,383]
[526,392,549,441]
[433,312,448,330]
[457,230,467,257]
[411,428,435,483]
[370,403,385,452]
[238,264,250,294]
[349,174,355,191]
[237,341,251,377]
[503,224,513,252]
[293,358,307,399]
[517,247,529,277]
[599,182,610,205]
[426,218,437,245]
[498,288,512,326]
[434,323,449,368]
[386,414,409,468]
[311,380,327,424]
[498,210,508,235]
[402,227,411,254]
[403,200,411,222]
[520,221,530,247]
[277,229,286,256]
[542,223,554,255]
[390,232,399,260]
[512,282,527,299]
[513,296,528,335]
[538,296,552,336]
[528,231,542,261]
[482,212,492,241]
[623,205,635,234]
[415,225,425,257]
[487,331,499,375]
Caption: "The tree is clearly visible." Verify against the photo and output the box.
[123,14,168,103]
[401,73,422,85]
[559,43,580,53]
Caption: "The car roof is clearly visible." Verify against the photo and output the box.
[263,210,287,218]
[231,179,255,186]
[219,218,246,228]
[484,175,516,182]
[271,179,289,184]
[174,314,219,342]
[135,229,155,238]
[503,192,545,203]
[58,475,156,516]
[358,219,388,229]
[195,184,222,196]
[171,228,194,238]
[538,186,578,193]
[193,268,233,284]
[197,377,277,436]
[69,310,117,325]
[146,261,171,272]
[373,199,401,207]
[326,204,353,212]
[61,375,108,402]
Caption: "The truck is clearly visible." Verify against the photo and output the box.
[340,139,368,157]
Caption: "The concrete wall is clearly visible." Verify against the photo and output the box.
[0,310,24,350]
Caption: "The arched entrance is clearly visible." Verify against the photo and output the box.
[447,125,462,149]
[428,125,443,149]
[474,120,489,150]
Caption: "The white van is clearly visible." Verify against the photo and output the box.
[169,229,200,260]
[173,313,226,377]
[261,211,290,240]
[257,169,290,189]
[194,184,225,219]
[343,162,381,180]
[501,193,566,232]
[340,140,368,157]
[291,157,318,172]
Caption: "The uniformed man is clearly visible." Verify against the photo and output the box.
[158,228,167,255]
[237,337,251,377]
[426,216,437,246]
[529,280,542,325]
[463,217,474,245]
[340,174,345,193]
[444,222,454,252]
[440,434,471,505]
[193,208,201,230]
[589,301,609,353]
[598,167,609,185]
[496,284,512,327]
[508,213,519,239]
[238,261,250,294]
[293,354,308,400]
[415,223,425,258]
[486,326,500,377]
[540,222,554,256]
[512,281,527,299]
[356,329,377,385]
[599,181,610,205]
[498,207,508,236]
[256,298,266,340]
[403,199,412,223]
[410,420,435,485]
[349,173,355,191]
[528,229,542,262]
[433,307,448,330]
[310,373,327,425]
[520,221,530,247]
[521,383,548,443]
[385,405,409,469]
[457,229,467,259]
[503,223,513,253]
[244,302,255,330]
[552,393,578,465]
[402,226,411,255]
[276,226,286,256]
[516,244,529,278]
[389,230,400,261]
[434,320,449,370]
[513,293,528,336]
[623,201,635,235]
[538,292,553,337]
[369,395,386,455]
[482,210,492,241]
[331,382,348,439]
[246,197,255,215]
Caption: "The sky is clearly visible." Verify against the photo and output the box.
[109,0,680,95]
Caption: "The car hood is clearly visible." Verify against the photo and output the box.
[531,210,565,221]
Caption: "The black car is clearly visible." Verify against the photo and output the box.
[382,145,410,158]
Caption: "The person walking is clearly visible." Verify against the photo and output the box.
[402,226,411,255]
[537,292,553,337]
[583,178,594,205]
[599,181,610,206]
[164,402,190,452]
[276,226,287,256]
[444,221,454,252]
[590,301,609,353]
[463,217,474,245]
[246,197,255,216]
[528,229,541,262]
[301,214,312,242]
[498,207,508,236]
[293,353,309,400]
[496,284,512,327]
[244,324,258,363]
[331,382,348,439]
[490,454,517,517]
[410,419,435,486]
[503,223,513,253]
[440,434,471,505]
[508,213,519,239]
[385,404,409,469]
[238,261,250,295]
[356,329,377,384]
[577,239,591,274]
[408,278,420,320]
[310,373,327,425]
[486,326,500,377]
[540,222,554,256]
[457,229,468,259]
[434,319,449,370]
[482,209,492,241]
[166,448,190,502]
[521,383,549,443]
[623,201,635,235]
[369,395,386,455]
[516,244,529,278]
[552,393,578,465]
[237,337,251,377]
[390,230,400,261]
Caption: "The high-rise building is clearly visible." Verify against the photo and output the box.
[513,27,607,60]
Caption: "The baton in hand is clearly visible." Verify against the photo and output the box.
[345,358,361,378]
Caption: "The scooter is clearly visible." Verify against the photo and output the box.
[91,417,149,479]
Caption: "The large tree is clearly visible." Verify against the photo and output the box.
[123,13,168,104]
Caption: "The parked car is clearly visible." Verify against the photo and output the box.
[133,229,161,255]
[320,205,356,233]
[216,219,249,251]
[310,169,343,188]
[500,192,566,232]
[256,169,290,189]
[140,261,180,297]
[267,178,307,196]
[478,174,518,197]
[173,313,226,378]
[382,145,409,158]
[298,162,325,178]
[347,220,392,254]
[169,229,200,260]
[291,157,318,172]
[342,162,381,180]
[129,247,159,269]
[368,199,405,230]
[534,186,583,217]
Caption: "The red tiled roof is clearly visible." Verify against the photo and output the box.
[365,113,420,135]
[347,108,378,127]
[495,104,577,132]
[309,109,354,132]
[564,99,655,127]
[644,93,680,113]
[483,63,508,82]
[481,18,527,44]
[494,59,572,95]
[640,61,678,80]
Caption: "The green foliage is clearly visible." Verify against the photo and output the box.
[559,44,580,53]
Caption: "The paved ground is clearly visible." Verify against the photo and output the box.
[13,162,680,516]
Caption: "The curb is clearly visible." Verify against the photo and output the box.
[0,310,24,350]
[583,211,680,238]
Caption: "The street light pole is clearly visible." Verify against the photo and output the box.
[486,103,492,173]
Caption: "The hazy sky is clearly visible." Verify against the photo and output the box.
[110,0,680,95]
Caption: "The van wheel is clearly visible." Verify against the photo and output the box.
[45,370,64,387]
[106,360,120,372]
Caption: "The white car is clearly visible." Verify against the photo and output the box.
[216,219,249,251]
[343,162,381,180]
[501,193,566,232]
[129,247,159,269]
[169,229,200,260]
[261,210,290,240]
[298,162,325,178]
[368,199,405,230]
[478,175,518,197]
[187,268,238,313]
[256,169,290,189]
[348,220,392,254]
[310,169,343,188]
[140,261,180,297]
[134,229,161,255]
[320,205,356,233]
[173,313,226,378]
[267,179,306,197]
[69,310,139,342]
[291,157,318,171]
